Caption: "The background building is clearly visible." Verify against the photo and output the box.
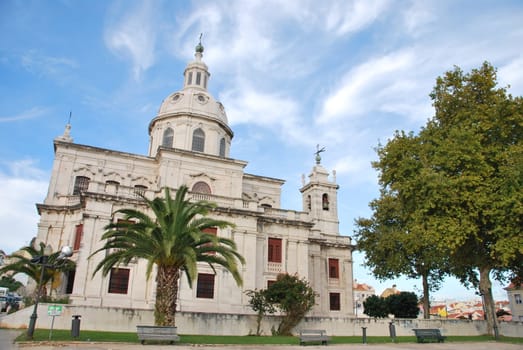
[505,283,523,322]
[33,43,355,317]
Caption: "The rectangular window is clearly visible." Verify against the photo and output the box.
[73,224,83,250]
[267,280,276,288]
[187,72,193,85]
[196,273,215,299]
[202,227,217,255]
[108,268,130,294]
[330,292,341,311]
[203,227,217,235]
[196,72,201,85]
[268,238,282,263]
[515,294,522,304]
[65,269,76,294]
[73,176,90,195]
[328,258,339,279]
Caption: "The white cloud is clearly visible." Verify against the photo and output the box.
[498,55,523,96]
[317,49,417,124]
[104,1,158,80]
[324,0,390,35]
[0,107,48,123]
[0,160,49,255]
[16,50,77,80]
[220,86,313,145]
[332,154,377,185]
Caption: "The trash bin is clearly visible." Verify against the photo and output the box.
[388,321,396,342]
[71,315,81,338]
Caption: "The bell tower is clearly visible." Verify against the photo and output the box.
[300,146,340,236]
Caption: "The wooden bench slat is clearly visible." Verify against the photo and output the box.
[412,328,446,343]
[299,329,330,346]
[137,325,180,344]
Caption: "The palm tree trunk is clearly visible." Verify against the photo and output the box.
[155,265,179,326]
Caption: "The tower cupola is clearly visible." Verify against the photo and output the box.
[148,39,233,158]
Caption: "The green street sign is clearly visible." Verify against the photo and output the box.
[47,305,63,316]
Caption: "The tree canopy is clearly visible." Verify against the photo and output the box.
[264,273,316,336]
[355,62,522,334]
[355,131,449,318]
[0,239,75,299]
[90,185,245,326]
[363,292,420,319]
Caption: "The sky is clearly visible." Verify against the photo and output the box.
[1,0,522,302]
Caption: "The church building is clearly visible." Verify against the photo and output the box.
[34,42,355,317]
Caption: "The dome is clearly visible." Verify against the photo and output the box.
[147,41,233,158]
[156,87,228,126]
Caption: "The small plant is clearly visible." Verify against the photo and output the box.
[246,289,275,336]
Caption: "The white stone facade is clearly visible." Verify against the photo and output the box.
[34,43,355,318]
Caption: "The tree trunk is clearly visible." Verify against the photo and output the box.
[479,266,498,338]
[155,265,180,326]
[422,272,430,319]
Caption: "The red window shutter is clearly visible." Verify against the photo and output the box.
[330,292,341,310]
[202,227,217,235]
[329,258,339,278]
[196,273,215,298]
[268,238,282,263]
[73,224,83,250]
[202,227,217,255]
[108,268,130,294]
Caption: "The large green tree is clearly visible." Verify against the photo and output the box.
[355,131,449,319]
[422,62,522,335]
[0,240,75,299]
[90,185,245,326]
[357,62,522,335]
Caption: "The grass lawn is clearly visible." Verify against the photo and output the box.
[11,329,523,345]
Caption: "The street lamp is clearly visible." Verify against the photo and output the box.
[27,245,73,339]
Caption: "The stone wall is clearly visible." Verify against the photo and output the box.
[1,303,521,338]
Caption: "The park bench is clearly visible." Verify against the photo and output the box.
[412,328,446,343]
[136,325,180,345]
[299,329,330,345]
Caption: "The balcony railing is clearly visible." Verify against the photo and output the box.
[267,262,282,273]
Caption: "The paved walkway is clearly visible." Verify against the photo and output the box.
[12,341,523,350]
[2,330,522,350]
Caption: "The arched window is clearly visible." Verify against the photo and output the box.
[192,181,211,194]
[219,138,226,157]
[162,127,174,147]
[192,128,205,152]
[196,72,202,85]
[322,193,329,210]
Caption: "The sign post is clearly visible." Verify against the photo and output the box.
[47,305,63,340]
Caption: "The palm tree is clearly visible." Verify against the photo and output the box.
[90,185,245,326]
[0,239,75,300]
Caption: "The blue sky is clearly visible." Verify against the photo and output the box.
[1,0,522,301]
